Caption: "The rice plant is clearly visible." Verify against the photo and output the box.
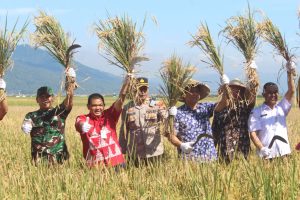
[189,22,235,109]
[221,5,259,93]
[159,54,196,136]
[95,14,148,101]
[257,17,296,76]
[31,10,81,92]
[0,16,28,77]
[1,96,300,199]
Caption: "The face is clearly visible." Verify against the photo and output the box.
[36,94,54,110]
[137,86,149,102]
[184,87,201,105]
[87,98,105,117]
[263,86,279,107]
[230,85,244,99]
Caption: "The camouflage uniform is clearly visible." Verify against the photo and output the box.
[119,99,166,160]
[23,103,71,164]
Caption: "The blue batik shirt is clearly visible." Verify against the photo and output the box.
[174,102,217,161]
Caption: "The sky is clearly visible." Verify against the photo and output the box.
[1,0,300,93]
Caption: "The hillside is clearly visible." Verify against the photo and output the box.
[5,45,122,95]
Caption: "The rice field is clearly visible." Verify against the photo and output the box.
[0,96,300,199]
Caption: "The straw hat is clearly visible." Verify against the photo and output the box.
[228,78,246,89]
[180,79,210,102]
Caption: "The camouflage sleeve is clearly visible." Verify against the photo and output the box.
[23,112,32,121]
[54,103,72,119]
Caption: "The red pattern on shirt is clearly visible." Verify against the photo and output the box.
[75,104,124,167]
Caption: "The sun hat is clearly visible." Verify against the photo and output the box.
[180,79,210,101]
[228,78,246,89]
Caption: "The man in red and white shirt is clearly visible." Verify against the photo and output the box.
[75,75,131,167]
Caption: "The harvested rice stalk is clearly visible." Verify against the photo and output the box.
[31,10,81,92]
[221,6,259,98]
[95,14,149,101]
[189,22,235,109]
[257,17,296,76]
[159,54,196,137]
[0,16,28,77]
[0,16,28,101]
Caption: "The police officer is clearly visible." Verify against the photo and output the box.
[119,77,166,165]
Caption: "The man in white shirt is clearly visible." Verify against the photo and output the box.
[248,61,296,159]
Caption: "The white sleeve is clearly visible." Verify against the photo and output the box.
[278,97,291,116]
[248,108,261,132]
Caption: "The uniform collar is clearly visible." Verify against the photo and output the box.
[262,102,278,110]
[135,98,149,109]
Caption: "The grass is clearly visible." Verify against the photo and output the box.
[1,96,300,199]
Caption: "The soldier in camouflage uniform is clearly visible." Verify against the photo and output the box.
[119,77,166,165]
[21,69,76,165]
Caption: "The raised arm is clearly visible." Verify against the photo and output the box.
[245,61,259,106]
[284,68,296,103]
[214,85,228,112]
[119,104,129,154]
[214,75,229,112]
[63,68,76,111]
[113,74,132,112]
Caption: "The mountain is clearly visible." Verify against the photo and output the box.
[5,45,122,95]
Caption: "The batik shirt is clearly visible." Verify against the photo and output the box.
[174,102,217,161]
[212,101,253,163]
[75,103,124,167]
[23,103,71,164]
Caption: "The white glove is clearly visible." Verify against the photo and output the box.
[0,78,6,90]
[81,117,91,133]
[220,74,230,85]
[248,60,257,69]
[260,147,271,157]
[180,141,194,153]
[21,119,33,134]
[66,68,76,78]
[168,106,177,116]
[127,72,134,78]
[286,61,296,72]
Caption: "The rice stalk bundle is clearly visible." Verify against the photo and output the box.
[222,6,259,95]
[189,22,235,109]
[95,14,149,101]
[159,54,196,137]
[257,17,296,76]
[0,16,28,77]
[31,11,81,92]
